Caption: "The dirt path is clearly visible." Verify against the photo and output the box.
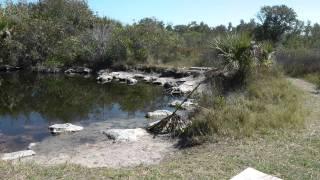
[287,78,320,133]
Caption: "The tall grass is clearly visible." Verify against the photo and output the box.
[183,68,305,139]
[276,48,320,75]
[276,48,320,88]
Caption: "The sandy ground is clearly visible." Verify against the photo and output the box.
[18,119,177,168]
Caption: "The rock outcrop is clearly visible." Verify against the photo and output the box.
[65,67,92,74]
[146,110,173,119]
[169,99,197,109]
[96,67,210,95]
[49,123,83,134]
[1,150,36,161]
[97,71,139,85]
[102,128,148,142]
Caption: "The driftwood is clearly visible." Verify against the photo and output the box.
[147,82,202,136]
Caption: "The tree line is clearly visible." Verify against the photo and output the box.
[0,0,319,71]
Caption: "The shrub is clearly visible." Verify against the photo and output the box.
[212,33,273,84]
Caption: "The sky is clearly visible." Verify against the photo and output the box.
[87,0,319,26]
[2,0,319,26]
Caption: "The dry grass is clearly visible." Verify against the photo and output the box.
[184,69,306,139]
[304,73,320,89]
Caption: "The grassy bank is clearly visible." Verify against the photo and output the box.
[182,68,306,144]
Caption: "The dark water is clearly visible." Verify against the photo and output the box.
[0,72,174,153]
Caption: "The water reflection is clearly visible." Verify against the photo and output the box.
[0,72,173,152]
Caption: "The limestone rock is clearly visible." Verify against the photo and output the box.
[97,74,113,84]
[146,110,173,118]
[133,73,145,78]
[65,67,92,74]
[1,150,36,161]
[143,76,158,83]
[189,67,212,71]
[169,99,196,109]
[102,128,148,142]
[127,78,138,85]
[49,123,83,134]
[152,77,175,86]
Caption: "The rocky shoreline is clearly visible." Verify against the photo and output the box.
[0,65,213,168]
[96,66,211,95]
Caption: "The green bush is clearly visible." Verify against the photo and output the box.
[212,33,273,85]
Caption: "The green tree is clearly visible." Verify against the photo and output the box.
[256,5,297,42]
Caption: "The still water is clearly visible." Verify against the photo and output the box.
[0,72,174,153]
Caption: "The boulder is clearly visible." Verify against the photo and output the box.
[146,110,173,119]
[102,128,147,142]
[49,123,83,134]
[1,150,36,161]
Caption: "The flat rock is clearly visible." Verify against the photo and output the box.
[231,167,282,180]
[102,128,148,142]
[127,78,138,85]
[169,99,196,109]
[189,67,212,71]
[49,123,83,134]
[1,150,36,161]
[133,73,145,78]
[152,77,176,86]
[171,76,205,94]
[143,76,158,83]
[65,67,92,74]
[146,110,173,118]
[97,74,113,83]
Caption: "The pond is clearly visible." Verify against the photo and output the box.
[0,72,175,153]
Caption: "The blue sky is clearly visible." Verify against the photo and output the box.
[88,0,319,26]
[2,0,319,26]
